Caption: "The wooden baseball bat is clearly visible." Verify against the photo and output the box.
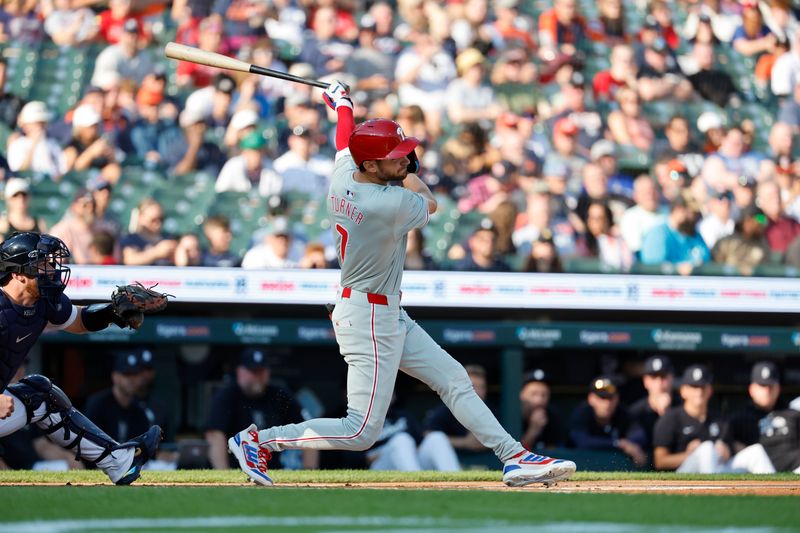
[164,42,330,89]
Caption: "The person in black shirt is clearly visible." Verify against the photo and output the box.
[0,58,26,129]
[205,347,318,471]
[453,225,512,272]
[723,362,786,473]
[83,349,155,445]
[652,365,730,472]
[519,369,564,450]
[628,355,675,451]
[724,361,782,452]
[568,376,647,467]
[686,42,738,108]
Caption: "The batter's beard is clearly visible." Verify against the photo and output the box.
[378,169,409,182]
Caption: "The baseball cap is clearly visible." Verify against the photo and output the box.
[697,111,724,133]
[643,14,660,30]
[567,70,585,88]
[72,187,94,204]
[590,139,615,161]
[666,159,689,182]
[649,38,668,54]
[542,158,569,179]
[456,48,485,74]
[589,376,618,398]
[681,364,713,386]
[72,104,102,129]
[239,347,270,369]
[229,109,259,132]
[239,130,266,150]
[136,86,163,107]
[18,101,52,126]
[4,177,30,199]
[123,18,139,33]
[114,348,148,374]
[214,74,236,95]
[644,355,674,376]
[737,175,758,188]
[291,124,313,138]
[522,368,549,386]
[359,13,377,30]
[740,203,767,224]
[268,216,290,236]
[751,361,780,385]
[554,117,579,137]
[179,106,207,128]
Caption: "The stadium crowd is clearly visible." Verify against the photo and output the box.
[0,0,798,274]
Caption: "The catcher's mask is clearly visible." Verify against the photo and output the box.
[0,232,71,304]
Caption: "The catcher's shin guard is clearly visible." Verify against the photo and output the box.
[8,374,121,464]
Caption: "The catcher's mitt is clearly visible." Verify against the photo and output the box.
[111,282,172,330]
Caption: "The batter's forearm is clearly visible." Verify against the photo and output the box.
[402,174,437,214]
[335,106,355,151]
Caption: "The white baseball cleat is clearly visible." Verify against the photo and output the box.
[228,424,274,486]
[502,451,576,487]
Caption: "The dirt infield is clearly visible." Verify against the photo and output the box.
[279,479,800,495]
[6,479,799,495]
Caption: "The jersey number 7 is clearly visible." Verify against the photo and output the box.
[335,224,348,263]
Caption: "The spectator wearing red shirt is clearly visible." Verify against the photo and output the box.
[176,16,228,88]
[98,0,144,45]
[757,180,800,255]
[649,0,680,50]
[593,44,636,102]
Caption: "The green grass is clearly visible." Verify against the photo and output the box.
[0,471,797,532]
[0,485,797,532]
[0,469,797,484]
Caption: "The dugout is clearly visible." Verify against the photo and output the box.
[29,266,800,470]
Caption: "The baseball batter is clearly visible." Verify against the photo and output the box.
[0,232,162,484]
[229,82,576,486]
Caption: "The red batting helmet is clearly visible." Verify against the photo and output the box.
[348,119,420,166]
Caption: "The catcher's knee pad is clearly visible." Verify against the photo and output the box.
[9,374,120,463]
[6,374,71,423]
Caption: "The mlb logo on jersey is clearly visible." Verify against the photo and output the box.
[346,189,355,199]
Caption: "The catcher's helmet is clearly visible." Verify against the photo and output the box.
[0,232,71,303]
[348,119,420,166]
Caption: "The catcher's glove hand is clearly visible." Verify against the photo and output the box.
[111,282,172,330]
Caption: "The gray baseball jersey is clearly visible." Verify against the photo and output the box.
[327,149,428,295]
[256,146,525,465]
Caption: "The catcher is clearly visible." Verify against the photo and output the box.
[0,232,170,484]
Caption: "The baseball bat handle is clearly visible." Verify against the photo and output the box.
[164,42,330,89]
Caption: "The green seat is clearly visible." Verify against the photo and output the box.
[753,264,799,277]
[563,257,621,274]
[692,263,741,276]
[630,262,675,275]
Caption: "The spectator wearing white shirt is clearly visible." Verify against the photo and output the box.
[445,48,502,128]
[215,131,277,196]
[698,191,735,249]
[44,0,98,47]
[268,125,333,197]
[241,217,298,269]
[771,30,800,97]
[620,175,667,255]
[7,101,67,180]
[394,32,457,135]
[91,19,154,86]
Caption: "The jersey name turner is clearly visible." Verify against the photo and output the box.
[330,195,365,225]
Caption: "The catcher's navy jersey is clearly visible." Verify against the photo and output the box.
[0,291,73,392]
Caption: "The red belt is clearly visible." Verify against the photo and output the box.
[341,287,388,305]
